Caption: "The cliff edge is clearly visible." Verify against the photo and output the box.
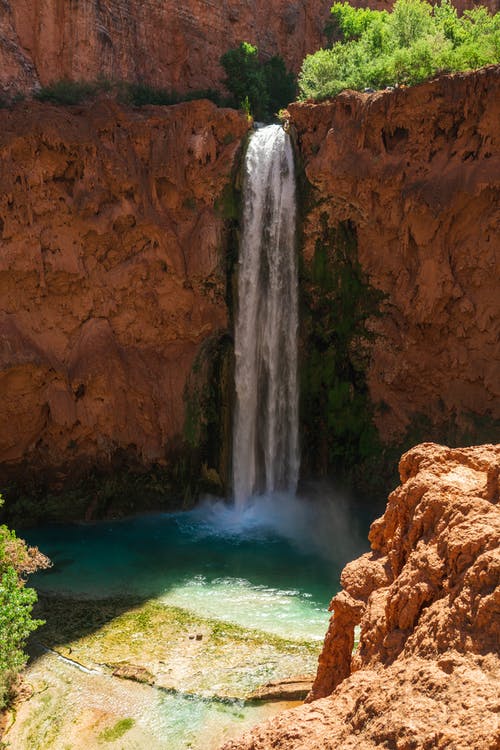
[222,442,500,749]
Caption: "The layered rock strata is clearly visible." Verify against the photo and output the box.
[222,442,500,749]
[0,98,248,482]
[290,65,500,443]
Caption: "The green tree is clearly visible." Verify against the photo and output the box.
[221,42,296,120]
[298,0,500,100]
[0,495,45,710]
[221,42,269,119]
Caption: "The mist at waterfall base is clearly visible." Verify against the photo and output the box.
[25,485,367,627]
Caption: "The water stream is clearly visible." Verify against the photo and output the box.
[233,124,299,508]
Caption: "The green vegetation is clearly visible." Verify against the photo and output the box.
[34,78,225,107]
[35,79,111,104]
[299,0,500,99]
[119,83,224,107]
[0,494,44,710]
[98,717,135,742]
[221,42,296,120]
[300,219,385,483]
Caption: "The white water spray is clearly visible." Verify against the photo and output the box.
[233,124,299,509]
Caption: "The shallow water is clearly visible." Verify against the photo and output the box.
[18,494,369,749]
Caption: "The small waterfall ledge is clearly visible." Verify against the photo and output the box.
[232,124,299,509]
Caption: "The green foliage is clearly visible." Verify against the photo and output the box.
[300,220,385,480]
[35,79,107,105]
[0,494,44,711]
[299,0,500,99]
[119,83,223,107]
[221,42,296,120]
[34,79,225,108]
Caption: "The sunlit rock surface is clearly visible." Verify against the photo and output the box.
[222,442,500,750]
[290,65,500,442]
[0,98,248,479]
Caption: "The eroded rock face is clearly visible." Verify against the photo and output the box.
[0,99,248,481]
[222,442,500,750]
[0,0,330,95]
[290,66,500,442]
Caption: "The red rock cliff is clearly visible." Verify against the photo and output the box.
[290,65,500,443]
[222,442,500,749]
[2,1,498,96]
[0,98,248,482]
[0,0,331,95]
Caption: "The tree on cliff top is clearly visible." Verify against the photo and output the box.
[299,0,500,100]
[221,42,296,121]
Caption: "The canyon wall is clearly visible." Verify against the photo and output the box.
[290,66,500,473]
[222,442,500,750]
[0,0,330,95]
[0,98,248,492]
[2,1,497,97]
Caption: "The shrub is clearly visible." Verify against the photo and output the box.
[35,79,107,105]
[0,494,45,711]
[34,79,225,108]
[298,0,500,99]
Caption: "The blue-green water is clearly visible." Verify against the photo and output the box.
[18,494,370,749]
[24,493,366,639]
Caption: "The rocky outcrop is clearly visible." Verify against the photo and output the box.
[0,98,248,484]
[222,442,500,749]
[290,65,500,444]
[0,0,330,95]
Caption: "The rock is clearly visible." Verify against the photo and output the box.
[0,0,331,95]
[0,98,248,484]
[221,443,500,750]
[290,66,500,442]
[110,663,155,686]
[247,676,314,702]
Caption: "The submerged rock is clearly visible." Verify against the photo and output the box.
[222,442,500,749]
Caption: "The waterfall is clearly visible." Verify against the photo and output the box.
[233,124,299,509]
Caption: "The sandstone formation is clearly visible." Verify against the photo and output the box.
[2,1,498,97]
[0,98,248,484]
[290,65,500,443]
[222,442,500,750]
[0,0,331,96]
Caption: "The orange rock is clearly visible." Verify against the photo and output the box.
[290,66,500,441]
[0,98,248,479]
[0,0,331,94]
[222,443,500,750]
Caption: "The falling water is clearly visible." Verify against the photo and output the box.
[233,124,299,509]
